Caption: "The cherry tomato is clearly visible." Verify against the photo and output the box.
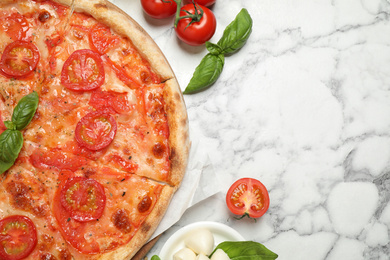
[141,0,177,19]
[226,178,270,219]
[175,4,216,46]
[0,215,38,260]
[61,49,105,91]
[191,0,216,7]
[75,111,117,151]
[0,41,40,78]
[89,24,121,54]
[60,177,106,222]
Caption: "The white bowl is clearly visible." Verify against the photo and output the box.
[159,221,245,259]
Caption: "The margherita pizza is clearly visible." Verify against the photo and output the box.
[0,0,190,259]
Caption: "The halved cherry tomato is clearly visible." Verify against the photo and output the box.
[75,111,117,151]
[141,0,177,19]
[89,24,121,54]
[60,176,106,222]
[175,4,216,46]
[61,49,105,91]
[0,215,38,260]
[226,178,270,219]
[0,41,40,78]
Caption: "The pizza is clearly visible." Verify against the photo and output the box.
[0,0,190,259]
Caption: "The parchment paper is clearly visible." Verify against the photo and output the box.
[150,136,221,239]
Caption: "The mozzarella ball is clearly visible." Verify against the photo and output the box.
[173,248,196,260]
[210,249,230,260]
[196,253,210,260]
[184,229,215,255]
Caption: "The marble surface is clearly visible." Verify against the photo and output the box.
[109,0,390,259]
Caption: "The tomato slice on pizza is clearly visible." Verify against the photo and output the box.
[0,41,40,78]
[60,177,106,222]
[75,111,117,151]
[0,215,38,260]
[89,24,121,54]
[0,12,30,41]
[61,49,105,91]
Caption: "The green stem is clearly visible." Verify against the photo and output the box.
[173,0,204,28]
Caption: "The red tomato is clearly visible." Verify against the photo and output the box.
[60,177,106,222]
[0,12,30,41]
[75,111,117,151]
[89,24,121,54]
[61,49,105,91]
[226,178,270,219]
[141,0,177,19]
[175,4,216,46]
[89,88,131,114]
[191,0,216,7]
[0,215,37,260]
[0,41,40,78]
[53,184,100,253]
[30,148,89,171]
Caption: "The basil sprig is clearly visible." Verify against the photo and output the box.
[210,241,278,260]
[0,91,39,174]
[183,8,253,94]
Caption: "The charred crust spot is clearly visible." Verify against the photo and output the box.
[137,195,152,213]
[6,181,47,217]
[94,3,108,9]
[169,147,177,161]
[152,142,165,159]
[174,92,181,102]
[112,209,132,234]
[141,222,151,233]
[39,11,51,23]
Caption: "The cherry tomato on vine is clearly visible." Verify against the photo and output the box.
[141,0,177,19]
[191,0,216,7]
[226,178,270,220]
[175,3,217,46]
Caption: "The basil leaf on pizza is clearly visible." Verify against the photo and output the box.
[11,91,39,131]
[0,129,23,174]
[0,91,38,174]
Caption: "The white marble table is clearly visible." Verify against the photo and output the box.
[110,0,390,259]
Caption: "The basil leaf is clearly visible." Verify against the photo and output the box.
[0,129,23,174]
[183,53,224,94]
[12,91,39,130]
[217,8,253,55]
[211,241,278,260]
[206,41,223,55]
[4,121,16,130]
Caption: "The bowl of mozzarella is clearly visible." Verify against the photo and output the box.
[159,221,245,260]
